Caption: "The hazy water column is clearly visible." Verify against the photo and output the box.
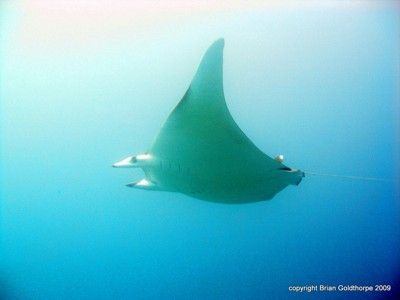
[0,1,399,299]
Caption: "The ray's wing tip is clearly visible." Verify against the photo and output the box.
[207,38,224,52]
[201,38,225,62]
[213,38,225,48]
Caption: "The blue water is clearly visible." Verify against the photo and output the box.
[1,2,399,299]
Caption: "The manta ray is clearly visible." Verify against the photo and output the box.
[113,39,304,203]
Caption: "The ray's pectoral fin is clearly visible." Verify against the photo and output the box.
[126,179,162,191]
[149,38,281,171]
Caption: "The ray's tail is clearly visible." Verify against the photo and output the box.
[304,171,395,183]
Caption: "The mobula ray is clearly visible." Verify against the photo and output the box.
[113,39,304,203]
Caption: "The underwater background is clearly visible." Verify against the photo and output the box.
[1,1,399,299]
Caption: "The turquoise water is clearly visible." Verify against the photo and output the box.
[1,2,399,299]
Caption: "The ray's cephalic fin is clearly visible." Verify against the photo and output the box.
[126,178,162,191]
[112,153,153,168]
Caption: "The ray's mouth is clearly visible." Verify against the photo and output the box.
[278,167,305,178]
[278,166,292,171]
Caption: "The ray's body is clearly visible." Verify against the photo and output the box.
[113,39,304,203]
